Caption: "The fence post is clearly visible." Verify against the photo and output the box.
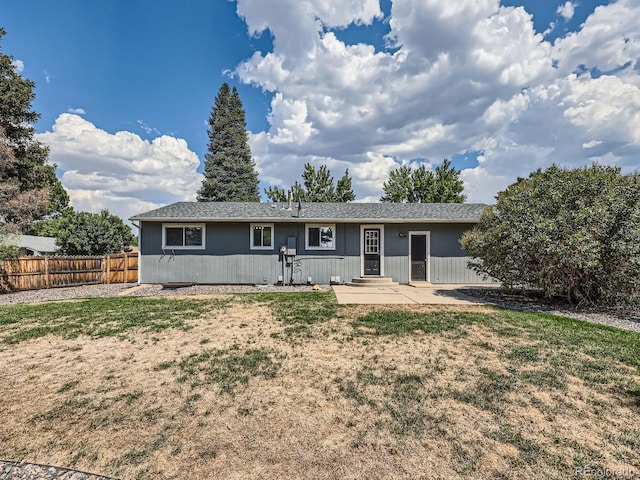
[123,253,129,284]
[105,255,111,284]
[44,256,50,289]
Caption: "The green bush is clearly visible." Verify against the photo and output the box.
[0,245,19,260]
[462,165,640,305]
[34,209,134,256]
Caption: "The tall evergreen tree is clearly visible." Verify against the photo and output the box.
[381,159,465,203]
[197,83,259,202]
[0,27,69,218]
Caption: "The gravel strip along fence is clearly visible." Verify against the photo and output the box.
[0,460,120,480]
[0,283,315,306]
[0,284,134,306]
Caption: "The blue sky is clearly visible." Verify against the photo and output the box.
[1,0,638,223]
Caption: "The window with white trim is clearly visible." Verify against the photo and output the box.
[251,223,273,250]
[306,224,335,250]
[162,224,205,249]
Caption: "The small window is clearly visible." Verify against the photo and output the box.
[251,224,274,250]
[306,224,335,250]
[162,224,205,249]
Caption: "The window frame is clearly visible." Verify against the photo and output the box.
[162,223,206,250]
[250,223,274,250]
[305,223,336,251]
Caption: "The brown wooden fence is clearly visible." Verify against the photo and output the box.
[0,253,138,292]
[103,253,138,284]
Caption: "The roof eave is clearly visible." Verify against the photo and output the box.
[130,216,479,224]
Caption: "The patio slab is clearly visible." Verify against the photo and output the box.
[332,284,493,305]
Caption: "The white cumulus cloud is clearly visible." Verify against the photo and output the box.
[12,59,24,73]
[36,114,202,223]
[557,2,575,21]
[552,0,640,76]
[67,107,86,115]
[232,0,640,203]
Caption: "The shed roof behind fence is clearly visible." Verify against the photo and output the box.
[130,202,489,223]
[0,235,59,254]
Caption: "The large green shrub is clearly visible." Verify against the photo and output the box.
[461,165,640,305]
[34,209,134,256]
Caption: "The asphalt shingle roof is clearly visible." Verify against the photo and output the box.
[130,202,488,223]
[0,235,59,253]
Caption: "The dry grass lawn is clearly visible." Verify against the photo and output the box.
[0,292,639,479]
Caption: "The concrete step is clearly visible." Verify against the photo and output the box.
[346,277,399,287]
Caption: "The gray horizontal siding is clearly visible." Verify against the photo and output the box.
[385,255,492,284]
[140,221,361,257]
[384,256,408,284]
[140,254,277,284]
[139,254,491,285]
[430,257,493,284]
[140,254,360,285]
[139,220,489,285]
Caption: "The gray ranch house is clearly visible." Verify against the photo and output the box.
[129,202,490,286]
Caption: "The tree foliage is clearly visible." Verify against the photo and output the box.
[381,159,466,203]
[0,134,49,235]
[34,209,134,256]
[0,244,19,259]
[461,164,640,305]
[197,83,259,202]
[0,28,68,217]
[335,169,356,202]
[264,164,355,202]
[302,164,335,202]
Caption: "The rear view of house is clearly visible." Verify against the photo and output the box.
[130,202,491,286]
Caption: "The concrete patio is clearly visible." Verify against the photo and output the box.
[331,284,495,305]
